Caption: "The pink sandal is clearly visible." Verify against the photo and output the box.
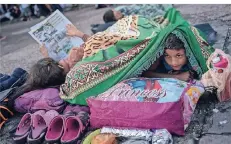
[27,110,59,144]
[45,115,65,143]
[13,113,32,144]
[61,111,89,144]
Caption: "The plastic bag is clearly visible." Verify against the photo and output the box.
[201,49,231,101]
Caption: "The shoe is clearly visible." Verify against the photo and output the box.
[27,110,59,144]
[13,113,32,144]
[45,115,65,143]
[61,111,89,144]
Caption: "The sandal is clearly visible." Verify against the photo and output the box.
[12,113,32,144]
[27,110,59,144]
[45,115,65,143]
[61,111,89,144]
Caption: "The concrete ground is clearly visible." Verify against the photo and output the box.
[0,4,231,144]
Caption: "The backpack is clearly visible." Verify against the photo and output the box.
[0,69,28,129]
[0,88,15,129]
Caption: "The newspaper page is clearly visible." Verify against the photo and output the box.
[29,10,84,61]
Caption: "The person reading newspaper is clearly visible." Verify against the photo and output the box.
[29,10,86,65]
[40,24,90,73]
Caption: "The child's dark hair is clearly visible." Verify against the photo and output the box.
[22,58,66,92]
[165,33,185,50]
[103,10,116,23]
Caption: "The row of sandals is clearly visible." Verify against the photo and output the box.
[11,105,90,144]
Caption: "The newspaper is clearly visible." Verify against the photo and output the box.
[29,10,84,61]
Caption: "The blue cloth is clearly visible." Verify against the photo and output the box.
[91,22,116,34]
[0,68,28,92]
[0,74,11,83]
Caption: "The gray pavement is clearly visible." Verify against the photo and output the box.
[0,4,231,144]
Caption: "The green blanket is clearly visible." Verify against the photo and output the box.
[60,8,214,105]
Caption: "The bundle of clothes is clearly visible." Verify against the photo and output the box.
[1,6,231,144]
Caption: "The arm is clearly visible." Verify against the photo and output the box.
[59,47,84,73]
[143,70,190,82]
[59,59,70,74]
[142,58,190,81]
[66,24,90,42]
[40,44,49,58]
[143,67,190,82]
[143,71,178,79]
[40,45,84,74]
[142,59,170,78]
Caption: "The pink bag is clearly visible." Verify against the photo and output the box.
[87,78,204,135]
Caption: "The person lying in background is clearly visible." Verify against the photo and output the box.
[91,4,172,34]
[91,9,124,34]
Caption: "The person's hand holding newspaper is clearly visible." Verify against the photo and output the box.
[66,24,84,38]
[40,44,49,58]
[30,10,85,62]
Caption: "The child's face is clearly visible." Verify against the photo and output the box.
[164,48,187,70]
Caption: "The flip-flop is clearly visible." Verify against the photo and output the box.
[13,113,32,144]
[45,115,65,143]
[27,110,59,144]
[61,111,89,144]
